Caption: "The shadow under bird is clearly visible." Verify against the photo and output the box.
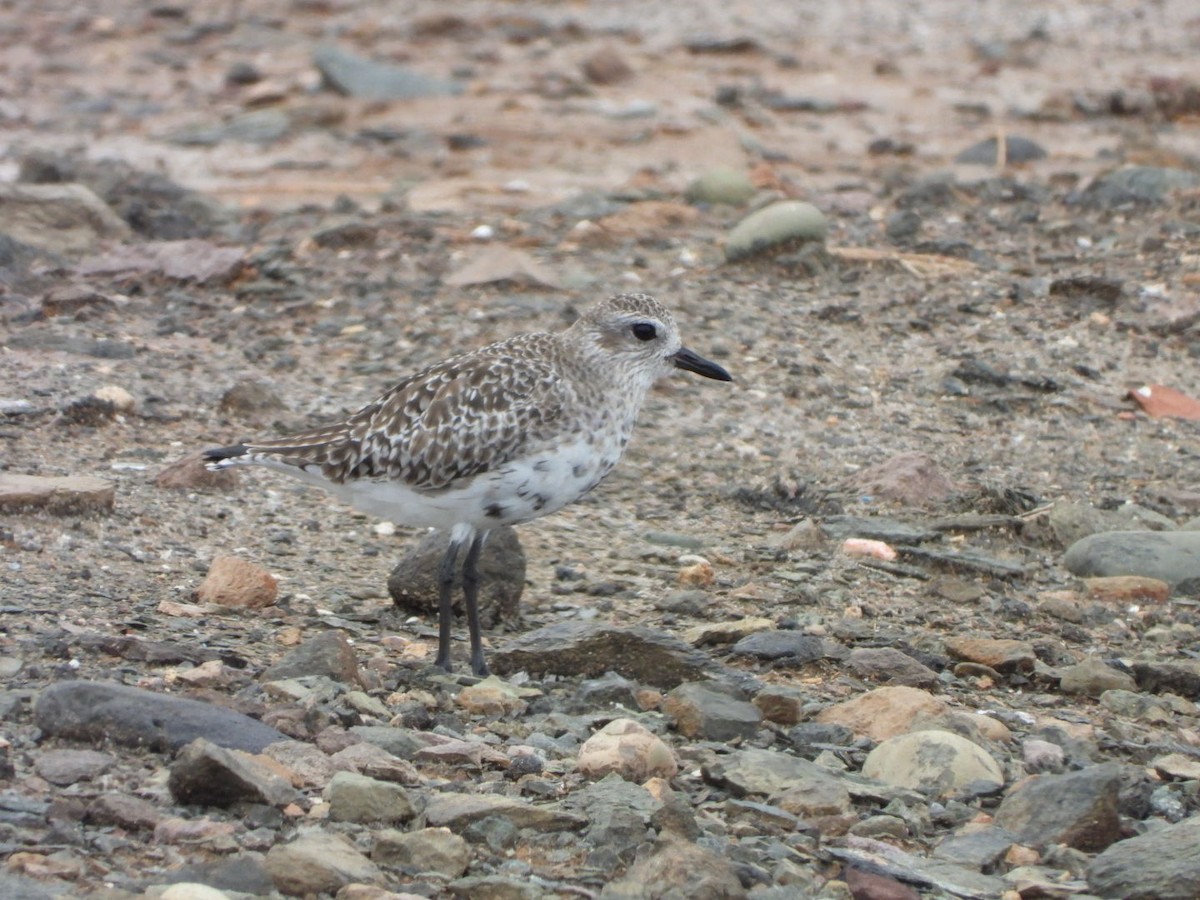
[204,293,732,676]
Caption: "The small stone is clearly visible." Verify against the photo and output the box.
[944,637,1035,674]
[862,730,1003,798]
[86,793,164,830]
[159,884,232,900]
[0,473,114,515]
[93,384,135,412]
[265,831,381,896]
[682,617,773,647]
[0,182,131,255]
[261,630,361,684]
[677,559,715,587]
[34,748,114,785]
[1150,752,1200,781]
[954,135,1047,165]
[156,453,240,491]
[730,630,826,663]
[168,738,299,808]
[685,168,756,206]
[194,556,277,609]
[815,686,950,741]
[577,717,678,781]
[853,451,960,506]
[218,380,286,422]
[423,792,586,832]
[1087,815,1200,898]
[662,682,762,741]
[1021,739,1066,773]
[724,200,827,263]
[1082,165,1200,208]
[1058,658,1137,697]
[600,837,745,899]
[993,763,1123,852]
[455,676,531,717]
[846,647,939,688]
[752,685,808,725]
[326,771,416,824]
[772,777,852,817]
[372,827,470,878]
[581,46,634,84]
[1084,575,1171,604]
[389,526,523,630]
[313,44,461,99]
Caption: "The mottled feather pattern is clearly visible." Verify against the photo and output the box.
[236,333,588,492]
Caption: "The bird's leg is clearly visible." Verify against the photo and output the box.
[461,531,489,677]
[435,537,463,672]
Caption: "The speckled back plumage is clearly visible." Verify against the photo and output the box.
[220,293,684,497]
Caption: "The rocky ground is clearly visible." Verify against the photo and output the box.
[2,1,1200,898]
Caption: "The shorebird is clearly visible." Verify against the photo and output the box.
[205,293,732,675]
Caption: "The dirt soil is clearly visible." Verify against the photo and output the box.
[1,0,1199,897]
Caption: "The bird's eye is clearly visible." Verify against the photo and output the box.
[631,322,657,341]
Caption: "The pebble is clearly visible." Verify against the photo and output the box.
[1064,530,1200,590]
[581,46,634,85]
[1058,658,1137,697]
[944,637,1035,675]
[490,620,717,687]
[388,525,524,630]
[194,555,278,609]
[0,182,131,254]
[313,44,461,99]
[815,686,950,741]
[576,717,678,781]
[1081,165,1200,207]
[260,630,362,684]
[264,831,381,896]
[862,731,1003,798]
[1084,574,1171,604]
[730,630,826,663]
[724,200,827,262]
[325,771,416,824]
[852,451,960,507]
[992,763,1123,852]
[168,738,299,808]
[662,682,762,741]
[33,748,113,785]
[1086,814,1200,899]
[685,167,756,206]
[846,647,939,688]
[954,135,1047,165]
[371,827,470,878]
[423,792,586,832]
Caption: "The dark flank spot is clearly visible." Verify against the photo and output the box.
[533,459,551,472]
[572,463,588,479]
[485,503,506,519]
[532,494,547,511]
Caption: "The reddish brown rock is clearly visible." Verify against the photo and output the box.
[1084,575,1171,604]
[155,453,239,491]
[195,555,278,609]
[944,637,1035,674]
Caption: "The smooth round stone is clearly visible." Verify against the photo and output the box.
[725,201,827,262]
[685,167,756,206]
[1063,530,1200,590]
[862,730,1003,798]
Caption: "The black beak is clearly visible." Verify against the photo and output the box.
[672,346,733,382]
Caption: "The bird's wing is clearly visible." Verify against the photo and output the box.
[231,342,577,491]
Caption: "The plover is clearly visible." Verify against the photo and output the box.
[204,293,732,675]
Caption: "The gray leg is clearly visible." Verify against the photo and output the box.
[435,537,463,672]
[461,531,489,677]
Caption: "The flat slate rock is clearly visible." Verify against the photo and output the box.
[490,620,718,688]
[34,681,287,753]
[0,473,114,515]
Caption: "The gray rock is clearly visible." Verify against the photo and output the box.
[0,182,131,255]
[787,722,855,750]
[600,837,746,900]
[159,854,276,895]
[348,724,427,758]
[846,647,939,688]
[0,872,61,899]
[1087,815,1200,899]
[821,515,942,544]
[567,774,659,868]
[993,762,1123,851]
[1130,660,1200,699]
[566,671,641,713]
[703,747,849,799]
[730,630,826,663]
[314,44,461,99]
[218,380,286,422]
[168,738,299,808]
[86,793,164,831]
[325,771,416,824]
[33,748,114,785]
[389,525,524,630]
[0,474,114,515]
[34,681,288,753]
[260,630,361,684]
[372,826,470,878]
[933,825,1018,869]
[827,838,1008,899]
[662,682,762,741]
[1082,165,1200,207]
[724,201,827,263]
[1063,530,1200,591]
[264,831,381,896]
[954,135,1046,165]
[448,875,545,899]
[862,731,1003,798]
[685,168,756,206]
[1058,658,1137,697]
[491,620,718,688]
[1045,500,1121,547]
